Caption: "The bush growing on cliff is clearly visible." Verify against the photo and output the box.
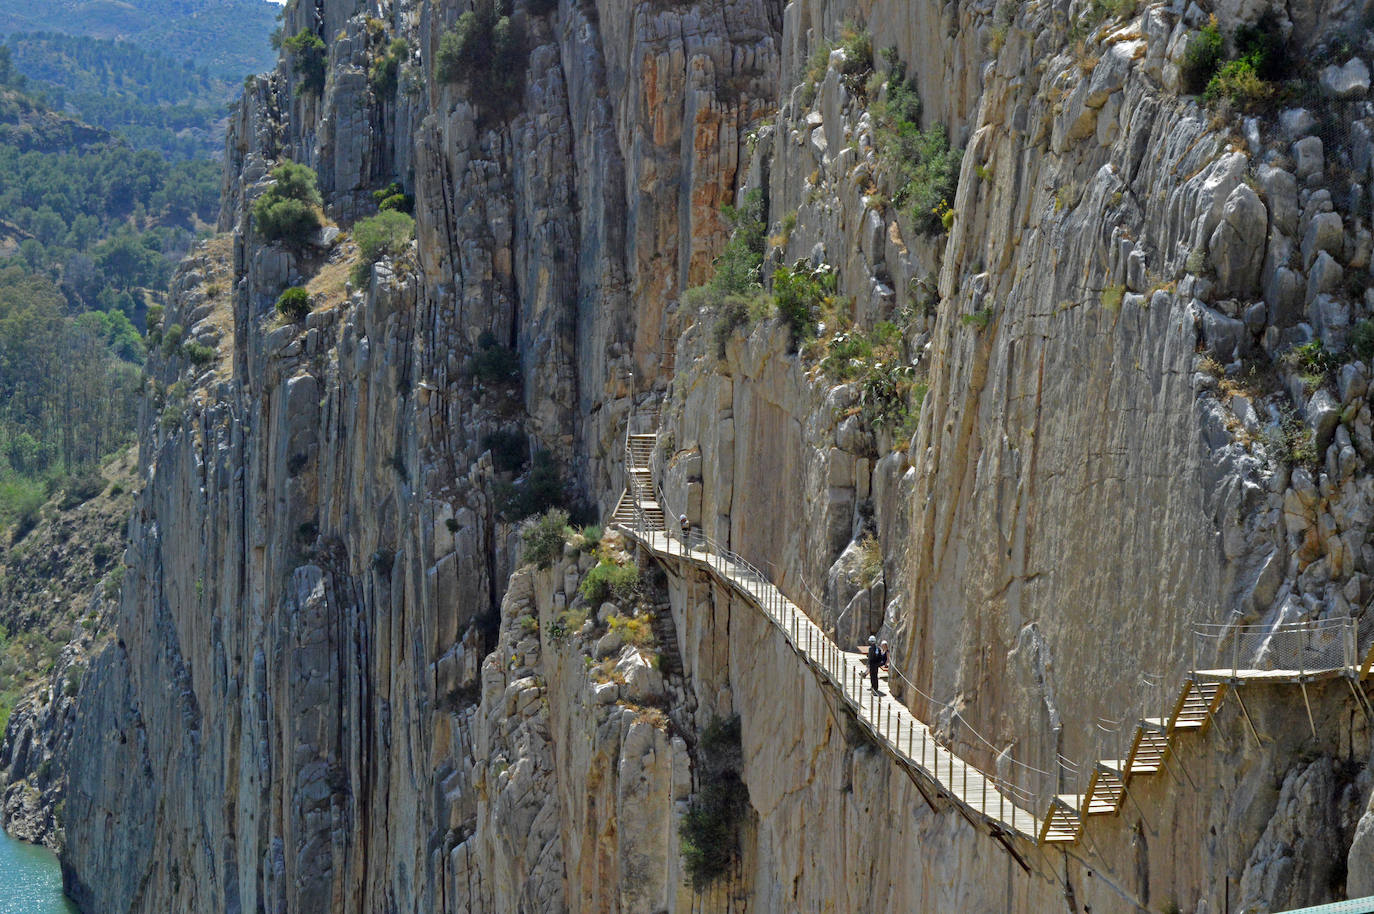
[681,715,749,888]
[1351,319,1374,362]
[276,286,312,322]
[772,261,836,347]
[496,450,567,520]
[160,322,185,356]
[1201,15,1288,112]
[252,161,323,247]
[836,23,874,81]
[481,428,528,472]
[818,320,923,437]
[469,330,521,384]
[284,29,327,97]
[579,559,640,603]
[368,37,410,97]
[435,0,528,121]
[351,210,415,285]
[181,341,217,366]
[1261,405,1318,469]
[372,181,414,214]
[872,68,962,235]
[683,188,770,358]
[1180,17,1223,94]
[521,507,569,568]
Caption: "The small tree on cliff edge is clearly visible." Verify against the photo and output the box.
[252,162,323,247]
[434,0,528,122]
[284,29,327,97]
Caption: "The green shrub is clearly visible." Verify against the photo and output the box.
[182,342,217,366]
[252,161,323,246]
[577,524,602,552]
[63,669,81,698]
[284,29,327,97]
[1283,339,1338,391]
[521,507,569,568]
[1233,13,1289,81]
[1180,17,1223,94]
[497,450,566,520]
[370,179,415,213]
[960,308,993,331]
[161,322,185,356]
[1261,405,1318,469]
[860,360,918,434]
[579,559,640,603]
[258,197,320,245]
[680,715,749,888]
[470,330,521,384]
[355,210,414,263]
[836,23,873,79]
[103,563,124,600]
[607,611,655,648]
[351,210,415,284]
[706,292,770,359]
[771,262,836,347]
[685,187,766,307]
[819,330,876,380]
[434,0,529,121]
[276,286,312,321]
[368,37,409,96]
[873,69,962,235]
[1205,55,1273,111]
[685,188,770,357]
[481,428,528,472]
[59,471,105,509]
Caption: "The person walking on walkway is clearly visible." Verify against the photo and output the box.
[679,514,690,547]
[864,635,889,693]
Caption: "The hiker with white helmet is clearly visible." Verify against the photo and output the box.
[859,635,889,693]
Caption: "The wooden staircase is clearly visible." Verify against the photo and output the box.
[606,402,1366,853]
[1070,679,1225,827]
[610,417,665,531]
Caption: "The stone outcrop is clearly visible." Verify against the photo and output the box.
[32,0,1374,911]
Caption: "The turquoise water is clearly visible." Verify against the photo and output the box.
[0,829,78,914]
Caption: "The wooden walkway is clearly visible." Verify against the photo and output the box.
[620,526,1052,849]
[609,418,1374,851]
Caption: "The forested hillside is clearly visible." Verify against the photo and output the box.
[0,0,278,80]
[0,67,221,535]
[4,33,239,159]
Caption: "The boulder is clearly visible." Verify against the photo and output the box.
[1319,58,1370,99]
[1293,136,1324,184]
[1208,183,1268,297]
[1302,211,1344,269]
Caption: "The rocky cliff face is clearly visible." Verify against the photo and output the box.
[0,449,134,852]
[48,0,1374,910]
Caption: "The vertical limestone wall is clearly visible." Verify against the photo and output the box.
[50,0,1374,910]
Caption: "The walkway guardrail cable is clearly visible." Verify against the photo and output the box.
[614,420,1371,845]
[614,504,1048,838]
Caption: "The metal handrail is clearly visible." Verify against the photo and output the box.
[616,430,1374,839]
[617,486,1049,832]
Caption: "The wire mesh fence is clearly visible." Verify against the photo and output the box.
[1191,615,1356,679]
